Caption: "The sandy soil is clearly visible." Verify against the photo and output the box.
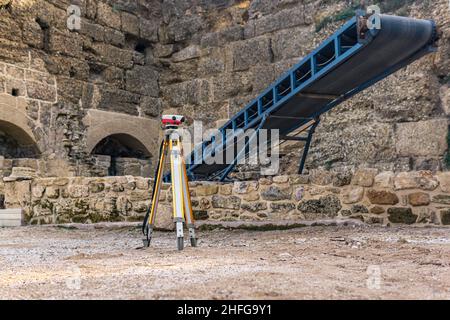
[0,224,449,300]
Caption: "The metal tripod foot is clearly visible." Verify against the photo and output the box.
[177,237,184,251]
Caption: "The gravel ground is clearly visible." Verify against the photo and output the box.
[0,224,449,300]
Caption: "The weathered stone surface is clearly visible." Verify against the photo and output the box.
[270,202,295,214]
[261,185,292,201]
[211,195,241,210]
[229,37,272,71]
[432,194,450,205]
[374,171,395,189]
[352,169,377,187]
[436,172,450,193]
[309,170,333,186]
[441,210,450,225]
[394,172,439,191]
[395,119,448,157]
[289,175,310,185]
[367,190,399,205]
[126,66,159,97]
[342,186,364,204]
[408,192,430,207]
[351,204,369,214]
[388,208,418,225]
[333,172,352,187]
[370,206,385,215]
[195,184,218,196]
[163,79,210,107]
[297,195,341,218]
[241,202,267,213]
[172,45,202,62]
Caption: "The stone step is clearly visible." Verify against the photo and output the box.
[0,209,24,227]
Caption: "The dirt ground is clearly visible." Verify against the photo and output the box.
[0,223,449,300]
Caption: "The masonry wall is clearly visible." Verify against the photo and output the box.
[1,0,450,180]
[3,169,450,226]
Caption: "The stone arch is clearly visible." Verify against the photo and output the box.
[0,99,40,158]
[84,110,161,176]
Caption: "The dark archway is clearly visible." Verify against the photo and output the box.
[0,120,40,159]
[91,133,152,176]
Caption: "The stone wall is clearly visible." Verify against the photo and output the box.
[3,169,450,226]
[1,0,450,179]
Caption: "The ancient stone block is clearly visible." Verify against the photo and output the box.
[140,18,159,42]
[408,192,430,206]
[249,6,310,37]
[333,172,352,187]
[352,168,377,187]
[219,184,233,195]
[172,45,202,62]
[68,185,89,199]
[121,12,140,36]
[211,73,252,101]
[432,194,450,205]
[297,195,341,217]
[211,195,241,210]
[201,26,244,48]
[126,65,159,97]
[272,175,289,184]
[394,171,439,191]
[195,184,218,196]
[374,171,395,189]
[370,206,385,215]
[367,190,399,205]
[309,170,334,186]
[97,2,121,30]
[46,187,60,199]
[342,186,364,204]
[140,96,161,118]
[289,175,310,185]
[351,204,369,214]
[92,43,134,69]
[229,37,272,71]
[261,185,292,201]
[104,27,125,47]
[80,20,105,42]
[166,15,204,42]
[271,202,295,214]
[436,172,450,193]
[241,202,267,213]
[441,210,450,225]
[163,79,210,107]
[193,210,209,220]
[26,81,56,102]
[388,208,418,225]
[271,26,313,61]
[98,87,140,116]
[395,119,448,157]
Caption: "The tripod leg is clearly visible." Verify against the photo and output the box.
[143,140,167,247]
[180,149,197,247]
[169,137,185,251]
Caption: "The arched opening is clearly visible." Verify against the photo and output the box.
[91,133,152,176]
[0,120,40,159]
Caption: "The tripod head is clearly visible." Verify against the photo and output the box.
[162,115,185,130]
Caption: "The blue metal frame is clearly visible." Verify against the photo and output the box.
[174,15,436,181]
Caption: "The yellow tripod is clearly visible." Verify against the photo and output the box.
[142,118,197,251]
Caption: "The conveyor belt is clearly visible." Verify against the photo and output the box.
[178,14,438,181]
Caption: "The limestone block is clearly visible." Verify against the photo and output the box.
[229,37,272,71]
[121,11,139,36]
[195,184,219,196]
[408,192,430,206]
[374,171,395,189]
[126,65,159,97]
[172,45,202,62]
[309,169,333,186]
[97,2,121,30]
[395,119,448,157]
[352,168,378,187]
[436,172,450,193]
[342,186,364,204]
[270,202,295,214]
[241,202,268,213]
[394,171,439,191]
[367,190,399,205]
[261,185,292,201]
[211,195,241,210]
